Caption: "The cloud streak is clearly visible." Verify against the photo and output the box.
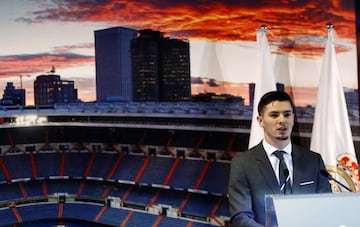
[0,53,94,78]
[53,43,94,53]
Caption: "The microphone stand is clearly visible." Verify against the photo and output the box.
[320,170,352,192]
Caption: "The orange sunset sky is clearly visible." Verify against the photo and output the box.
[0,0,357,106]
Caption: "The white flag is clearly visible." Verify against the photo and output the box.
[310,26,358,191]
[248,27,277,148]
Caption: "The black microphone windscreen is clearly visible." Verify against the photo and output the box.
[283,168,289,177]
[320,170,330,178]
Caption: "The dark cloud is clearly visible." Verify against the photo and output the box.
[14,0,356,58]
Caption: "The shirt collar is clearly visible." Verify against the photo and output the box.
[262,139,292,156]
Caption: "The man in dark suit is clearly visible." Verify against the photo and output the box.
[228,91,331,227]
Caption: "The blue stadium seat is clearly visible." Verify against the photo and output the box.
[0,183,24,202]
[182,193,218,216]
[198,161,230,195]
[80,181,109,198]
[3,154,32,179]
[138,156,175,185]
[34,152,62,177]
[46,180,80,195]
[17,203,58,222]
[98,207,129,226]
[22,180,44,198]
[62,202,103,222]
[168,159,205,189]
[64,152,92,177]
[125,185,157,205]
[0,207,17,225]
[111,154,147,182]
[125,211,158,227]
[88,152,119,178]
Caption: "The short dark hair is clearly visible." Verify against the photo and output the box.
[257,91,295,116]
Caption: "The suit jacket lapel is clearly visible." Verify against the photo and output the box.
[254,145,280,194]
[291,147,305,193]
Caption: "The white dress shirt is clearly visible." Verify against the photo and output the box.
[263,140,293,185]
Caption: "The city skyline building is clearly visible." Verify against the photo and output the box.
[1,82,25,106]
[95,26,138,102]
[131,29,191,102]
[34,73,78,106]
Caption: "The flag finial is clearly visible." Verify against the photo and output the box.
[258,24,273,36]
[326,23,334,29]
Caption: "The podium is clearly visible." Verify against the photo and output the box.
[265,193,360,227]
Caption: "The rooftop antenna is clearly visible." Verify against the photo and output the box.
[48,65,56,74]
[19,74,30,89]
[19,75,23,89]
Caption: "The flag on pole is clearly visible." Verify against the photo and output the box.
[310,24,359,191]
[248,25,277,148]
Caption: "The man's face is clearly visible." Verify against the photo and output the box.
[257,100,294,147]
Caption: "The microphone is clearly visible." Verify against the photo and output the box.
[280,169,290,193]
[320,170,352,192]
[283,168,289,178]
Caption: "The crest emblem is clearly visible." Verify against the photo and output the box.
[326,154,359,192]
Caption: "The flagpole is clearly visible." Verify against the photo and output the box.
[310,24,359,192]
[248,25,277,148]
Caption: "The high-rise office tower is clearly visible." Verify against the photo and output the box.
[95,27,138,102]
[131,29,191,102]
[34,74,78,106]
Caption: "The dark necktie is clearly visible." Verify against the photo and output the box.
[273,150,292,194]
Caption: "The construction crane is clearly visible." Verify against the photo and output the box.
[19,75,31,89]
[18,66,55,89]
